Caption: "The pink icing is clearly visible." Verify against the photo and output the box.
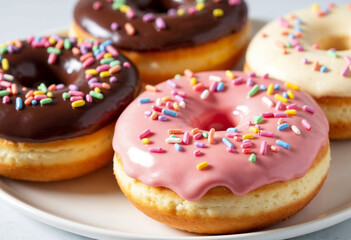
[113,71,329,201]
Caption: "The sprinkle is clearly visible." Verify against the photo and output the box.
[216,82,224,92]
[301,119,312,131]
[247,84,260,98]
[208,128,215,144]
[196,162,208,170]
[158,115,167,121]
[138,129,151,140]
[141,138,150,144]
[4,74,14,81]
[155,17,166,30]
[85,69,98,75]
[260,141,267,155]
[313,61,319,71]
[286,90,294,99]
[274,113,288,118]
[124,23,135,35]
[15,97,23,110]
[246,78,254,86]
[259,130,274,138]
[341,66,350,77]
[143,13,155,22]
[285,109,297,115]
[261,112,274,118]
[274,84,281,90]
[191,128,199,135]
[110,76,117,83]
[291,125,301,135]
[162,109,177,117]
[200,89,210,100]
[1,58,9,71]
[286,103,297,109]
[345,56,351,65]
[232,77,244,85]
[261,96,274,107]
[150,111,158,120]
[89,91,103,99]
[139,98,151,104]
[2,95,10,104]
[278,118,284,125]
[227,128,238,132]
[195,142,206,148]
[320,66,328,73]
[40,98,52,106]
[213,8,224,17]
[149,147,164,153]
[282,92,288,98]
[241,142,252,148]
[274,94,288,103]
[0,90,9,97]
[183,131,190,145]
[276,101,284,111]
[202,132,208,138]
[168,129,182,134]
[209,75,222,82]
[167,80,178,88]
[194,150,202,157]
[249,154,256,163]
[226,147,235,153]
[225,70,234,79]
[184,69,194,77]
[277,123,290,131]
[165,137,182,144]
[284,82,300,90]
[209,81,218,92]
[194,132,202,140]
[253,115,263,124]
[174,143,182,151]
[276,140,290,149]
[243,134,253,139]
[271,145,280,152]
[303,105,315,114]
[71,100,85,108]
[327,50,338,58]
[222,137,234,148]
[190,77,197,85]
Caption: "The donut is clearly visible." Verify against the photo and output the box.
[70,0,250,84]
[0,35,140,181]
[245,3,351,139]
[113,70,330,234]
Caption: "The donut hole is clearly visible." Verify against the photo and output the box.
[129,0,184,13]
[316,35,351,51]
[189,110,240,131]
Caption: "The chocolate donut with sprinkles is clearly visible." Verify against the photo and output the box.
[70,0,250,84]
[113,70,330,234]
[0,36,140,181]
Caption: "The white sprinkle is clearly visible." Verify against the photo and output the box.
[200,89,210,100]
[261,96,274,108]
[165,137,182,144]
[4,74,14,81]
[156,97,162,106]
[179,101,186,108]
[209,75,222,82]
[291,125,301,135]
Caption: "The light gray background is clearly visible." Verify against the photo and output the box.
[0,0,350,239]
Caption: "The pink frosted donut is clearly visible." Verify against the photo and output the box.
[113,71,330,234]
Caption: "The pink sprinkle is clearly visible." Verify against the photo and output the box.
[184,69,194,77]
[34,95,48,101]
[93,1,102,10]
[96,64,110,72]
[111,22,119,31]
[286,103,298,109]
[303,105,315,114]
[341,66,350,77]
[302,58,309,64]
[246,120,252,126]
[234,136,241,142]
[261,112,274,118]
[242,149,253,154]
[259,130,274,138]
[301,119,312,131]
[209,81,218,92]
[246,78,254,86]
[312,44,320,49]
[144,111,152,117]
[194,132,202,140]
[85,94,93,103]
[166,101,172,109]
[126,8,135,19]
[68,90,84,97]
[152,105,162,112]
[262,73,269,79]
[228,0,241,5]
[177,91,187,98]
[345,56,351,65]
[271,145,279,153]
[85,74,93,80]
[0,81,11,88]
[226,133,238,138]
[106,45,118,57]
[96,51,106,60]
[242,139,251,143]
[90,83,103,89]
[123,62,130,68]
[138,128,151,139]
[279,17,290,28]
[2,95,10,104]
[226,147,235,153]
[193,150,202,157]
[290,39,300,47]
[295,45,304,52]
[27,35,34,44]
[83,57,95,68]
[255,124,261,129]
[183,131,190,145]
[48,53,57,64]
[260,141,267,155]
[149,147,164,153]
[70,96,83,102]
[155,17,166,30]
[248,72,256,77]
[241,142,252,148]
[0,73,3,81]
[274,113,288,118]
[276,101,284,110]
[174,95,184,102]
[232,77,244,85]
[188,7,196,14]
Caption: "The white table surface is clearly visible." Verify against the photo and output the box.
[1,0,351,239]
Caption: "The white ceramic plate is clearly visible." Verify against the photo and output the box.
[0,140,351,240]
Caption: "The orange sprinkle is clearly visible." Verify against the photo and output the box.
[173,102,180,111]
[48,84,56,91]
[281,31,289,36]
[191,128,199,135]
[6,88,11,95]
[11,84,18,95]
[125,23,135,35]
[79,53,93,62]
[262,33,267,38]
[193,83,203,92]
[313,61,319,71]
[14,39,22,49]
[24,96,34,105]
[145,84,158,92]
[150,111,158,120]
[168,129,183,134]
[55,39,64,50]
[109,65,121,74]
[102,82,111,90]
[208,128,215,144]
[25,90,34,99]
[162,96,171,102]
[184,69,194,77]
[72,47,80,56]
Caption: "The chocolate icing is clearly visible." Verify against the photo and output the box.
[0,40,140,143]
[73,0,248,51]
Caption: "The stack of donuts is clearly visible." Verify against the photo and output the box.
[5,0,351,235]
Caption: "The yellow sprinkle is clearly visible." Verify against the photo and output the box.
[196,162,208,170]
[173,102,180,111]
[46,92,53,98]
[49,37,56,45]
[120,4,130,13]
[71,100,85,108]
[274,94,288,103]
[1,58,9,71]
[285,109,297,115]
[77,37,84,43]
[141,138,150,144]
[34,91,44,95]
[312,3,319,11]
[85,69,98,75]
[177,8,185,16]
[249,127,259,133]
[162,96,171,102]
[190,77,197,85]
[196,2,205,11]
[225,70,234,79]
[213,8,224,18]
[243,134,254,139]
[99,71,111,78]
[94,87,101,93]
[10,41,15,45]
[285,82,300,90]
[0,44,6,48]
[287,90,294,99]
[104,53,112,58]
[267,84,274,95]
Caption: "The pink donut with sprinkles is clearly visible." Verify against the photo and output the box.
[113,71,330,234]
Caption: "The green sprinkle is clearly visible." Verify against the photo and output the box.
[100,57,114,65]
[247,84,260,98]
[170,134,177,138]
[196,0,205,2]
[327,50,338,58]
[40,98,52,106]
[92,45,98,52]
[202,132,208,138]
[253,115,263,124]
[109,60,121,68]
[38,83,48,93]
[64,38,71,50]
[285,42,292,48]
[89,90,103,99]
[62,92,71,100]
[47,47,61,55]
[0,47,8,55]
[249,153,256,163]
[174,74,182,79]
[0,90,9,97]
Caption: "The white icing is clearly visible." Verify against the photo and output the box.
[127,147,154,168]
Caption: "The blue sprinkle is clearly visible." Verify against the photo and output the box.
[16,97,23,110]
[138,98,151,104]
[0,56,2,61]
[227,128,238,133]
[294,26,302,32]
[323,7,329,13]
[31,100,38,106]
[295,18,302,24]
[260,84,266,91]
[276,140,290,149]
[222,137,234,148]
[167,80,178,88]
[174,143,182,151]
[93,49,101,57]
[158,115,167,121]
[320,66,328,73]
[216,82,224,92]
[162,109,177,117]
[274,84,281,90]
[282,92,288,98]
[99,39,113,51]
[289,33,296,39]
[277,123,290,131]
[35,36,42,41]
